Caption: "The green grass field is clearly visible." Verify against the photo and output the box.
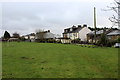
[2,42,118,78]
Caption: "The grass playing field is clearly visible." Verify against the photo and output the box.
[2,42,118,78]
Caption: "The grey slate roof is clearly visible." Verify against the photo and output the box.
[87,30,104,35]
[87,29,113,35]
[63,27,84,34]
[107,30,120,36]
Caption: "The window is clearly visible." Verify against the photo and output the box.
[70,28,72,31]
[70,33,72,37]
[75,33,77,37]
[64,29,68,32]
[108,36,111,39]
[67,33,70,38]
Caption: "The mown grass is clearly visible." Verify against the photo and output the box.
[2,42,118,78]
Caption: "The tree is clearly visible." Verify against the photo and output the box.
[3,31,11,40]
[104,0,120,27]
[88,27,118,31]
[12,32,20,38]
[117,37,120,42]
[97,29,109,46]
[97,34,107,46]
[19,36,26,41]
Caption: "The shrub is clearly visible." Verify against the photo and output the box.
[35,39,57,43]
[97,39,117,47]
[56,40,61,43]
[117,37,120,43]
[19,37,26,41]
[71,39,81,44]
[97,33,109,47]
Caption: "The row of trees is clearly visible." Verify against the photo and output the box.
[88,27,118,31]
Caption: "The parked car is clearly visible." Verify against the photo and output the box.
[114,43,120,48]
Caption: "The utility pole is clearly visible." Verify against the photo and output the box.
[94,7,97,44]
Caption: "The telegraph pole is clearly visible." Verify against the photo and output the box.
[94,7,97,44]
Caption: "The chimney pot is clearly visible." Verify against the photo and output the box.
[48,30,50,32]
[83,24,87,27]
[78,25,82,27]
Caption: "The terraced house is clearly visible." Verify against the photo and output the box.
[107,30,120,40]
[63,25,91,41]
[87,28,120,43]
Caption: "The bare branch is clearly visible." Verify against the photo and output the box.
[103,0,120,28]
[106,6,118,13]
[109,15,118,23]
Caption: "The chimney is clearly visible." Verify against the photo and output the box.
[64,29,66,32]
[78,25,82,28]
[72,25,76,28]
[83,24,87,27]
[48,30,50,32]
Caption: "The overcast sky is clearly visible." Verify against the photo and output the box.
[0,0,115,37]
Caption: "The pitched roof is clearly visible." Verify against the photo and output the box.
[63,27,84,34]
[73,27,84,33]
[87,30,104,35]
[87,29,113,35]
[23,33,36,37]
[107,30,120,36]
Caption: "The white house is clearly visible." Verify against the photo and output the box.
[55,37,71,44]
[44,32,55,39]
[60,38,71,43]
[35,30,56,39]
[23,33,36,42]
[63,25,91,41]
[24,35,29,39]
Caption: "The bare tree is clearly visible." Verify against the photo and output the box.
[104,0,120,28]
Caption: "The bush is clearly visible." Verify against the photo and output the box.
[56,40,61,43]
[71,39,81,44]
[48,39,56,43]
[117,37,120,43]
[19,37,26,41]
[106,41,112,47]
[97,39,117,47]
[97,33,109,47]
[35,39,57,43]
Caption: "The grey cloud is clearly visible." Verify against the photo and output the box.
[1,2,113,37]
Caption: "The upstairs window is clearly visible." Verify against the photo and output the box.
[66,30,68,32]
